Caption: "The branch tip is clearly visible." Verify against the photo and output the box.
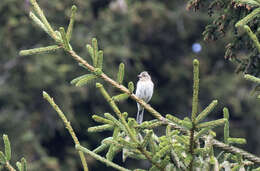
[42,91,49,99]
[71,5,77,12]
[193,59,199,66]
[96,83,102,88]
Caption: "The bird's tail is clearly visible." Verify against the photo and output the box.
[136,105,144,124]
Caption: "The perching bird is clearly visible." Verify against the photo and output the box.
[135,71,154,124]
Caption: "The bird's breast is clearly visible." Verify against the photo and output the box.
[135,80,154,102]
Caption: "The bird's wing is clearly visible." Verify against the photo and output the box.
[144,81,154,102]
[135,81,145,99]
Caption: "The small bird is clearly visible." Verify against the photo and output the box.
[135,71,154,124]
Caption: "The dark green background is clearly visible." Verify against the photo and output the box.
[0,0,259,170]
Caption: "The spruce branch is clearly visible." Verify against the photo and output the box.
[152,145,171,162]
[166,114,183,126]
[112,93,129,102]
[29,12,49,36]
[189,59,200,171]
[70,74,97,86]
[5,162,16,171]
[191,59,200,122]
[88,124,114,132]
[194,127,212,141]
[243,25,260,53]
[86,44,94,64]
[196,118,227,129]
[92,115,114,125]
[175,136,190,146]
[74,74,97,87]
[19,1,260,168]
[0,135,26,171]
[187,0,260,74]
[97,50,103,69]
[95,83,136,141]
[93,143,110,154]
[56,50,260,165]
[245,74,260,84]
[138,147,164,171]
[29,0,58,41]
[106,127,120,161]
[20,158,27,171]
[143,120,166,129]
[128,81,134,93]
[92,38,98,67]
[235,7,260,28]
[0,151,6,164]
[210,138,260,164]
[189,128,195,171]
[66,5,77,42]
[102,139,125,149]
[21,46,260,166]
[76,145,131,171]
[3,134,11,161]
[95,83,163,170]
[42,91,89,171]
[195,100,218,124]
[0,155,16,171]
[19,45,61,56]
[117,63,125,84]
[233,0,260,7]
[118,137,138,149]
[141,130,153,148]
[227,138,247,145]
[223,107,230,144]
[59,27,71,51]
[104,113,127,132]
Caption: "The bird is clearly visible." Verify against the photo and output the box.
[135,71,154,124]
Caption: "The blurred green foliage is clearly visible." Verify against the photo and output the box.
[187,0,260,75]
[0,0,259,170]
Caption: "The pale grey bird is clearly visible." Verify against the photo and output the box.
[135,71,154,124]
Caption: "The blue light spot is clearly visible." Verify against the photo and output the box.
[192,43,202,53]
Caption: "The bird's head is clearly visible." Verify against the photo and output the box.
[138,71,151,81]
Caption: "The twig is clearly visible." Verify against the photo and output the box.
[5,162,16,171]
[211,138,260,164]
[76,144,131,171]
[42,91,89,171]
[189,59,200,171]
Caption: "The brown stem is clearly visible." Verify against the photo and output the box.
[43,91,89,171]
[5,162,16,171]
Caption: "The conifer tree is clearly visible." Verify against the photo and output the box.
[12,0,260,170]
